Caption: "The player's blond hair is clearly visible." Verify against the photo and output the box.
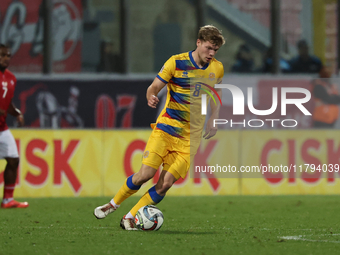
[198,25,225,47]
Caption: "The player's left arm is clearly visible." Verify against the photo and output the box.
[203,88,222,139]
[203,64,224,139]
[8,100,24,127]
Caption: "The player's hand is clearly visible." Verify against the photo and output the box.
[148,95,159,108]
[203,117,217,139]
[16,114,24,127]
[0,108,5,116]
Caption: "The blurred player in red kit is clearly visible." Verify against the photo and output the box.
[0,44,28,208]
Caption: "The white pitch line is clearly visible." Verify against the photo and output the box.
[281,233,340,237]
[223,227,333,232]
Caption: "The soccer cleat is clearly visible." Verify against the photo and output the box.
[94,203,116,219]
[120,215,138,230]
[1,200,29,209]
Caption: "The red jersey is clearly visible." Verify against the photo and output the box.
[0,69,17,131]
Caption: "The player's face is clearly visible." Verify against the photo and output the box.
[197,40,219,64]
[0,47,11,70]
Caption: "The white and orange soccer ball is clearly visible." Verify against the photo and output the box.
[135,205,164,231]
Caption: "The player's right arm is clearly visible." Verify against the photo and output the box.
[146,56,176,108]
[146,78,166,108]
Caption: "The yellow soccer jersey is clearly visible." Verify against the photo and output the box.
[155,51,224,141]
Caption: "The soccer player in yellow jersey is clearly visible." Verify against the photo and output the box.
[94,25,225,230]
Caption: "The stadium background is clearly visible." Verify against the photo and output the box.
[0,0,340,197]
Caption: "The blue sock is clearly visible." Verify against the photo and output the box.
[126,174,141,190]
[148,186,164,204]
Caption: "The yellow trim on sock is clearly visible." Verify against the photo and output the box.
[130,192,155,217]
[113,181,139,205]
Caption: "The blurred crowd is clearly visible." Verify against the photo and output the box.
[231,39,323,74]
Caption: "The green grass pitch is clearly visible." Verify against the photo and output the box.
[1,195,340,255]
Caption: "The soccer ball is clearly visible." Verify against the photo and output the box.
[135,205,164,231]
